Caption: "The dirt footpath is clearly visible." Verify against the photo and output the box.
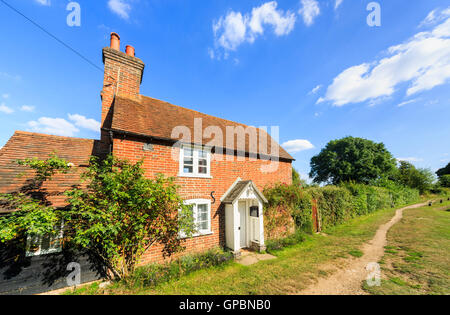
[297,202,428,295]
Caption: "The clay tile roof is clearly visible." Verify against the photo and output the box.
[110,95,294,161]
[0,131,102,211]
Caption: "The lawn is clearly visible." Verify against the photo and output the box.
[363,199,450,295]
[68,201,430,295]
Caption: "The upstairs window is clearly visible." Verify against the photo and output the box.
[179,145,211,178]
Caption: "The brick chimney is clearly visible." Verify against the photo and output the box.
[101,33,145,129]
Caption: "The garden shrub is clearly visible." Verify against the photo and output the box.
[263,184,298,239]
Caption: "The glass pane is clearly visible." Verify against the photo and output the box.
[199,159,207,166]
[184,165,193,173]
[199,150,207,158]
[184,148,193,157]
[198,167,207,174]
[27,234,41,254]
[41,235,51,251]
[198,221,208,230]
[197,204,207,213]
[199,211,208,221]
[197,204,208,228]
[184,158,193,165]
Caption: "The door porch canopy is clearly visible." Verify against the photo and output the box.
[222,179,268,253]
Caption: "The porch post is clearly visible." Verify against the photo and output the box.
[232,201,240,254]
[259,200,265,247]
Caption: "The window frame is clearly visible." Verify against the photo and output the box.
[26,223,64,257]
[178,145,212,178]
[181,199,212,238]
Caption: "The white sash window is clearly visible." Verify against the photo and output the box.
[179,145,211,178]
[181,199,212,237]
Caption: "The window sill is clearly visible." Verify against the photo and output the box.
[179,231,213,240]
[178,173,213,179]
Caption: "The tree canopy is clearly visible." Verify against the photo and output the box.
[309,137,397,185]
[395,161,435,194]
[436,162,450,178]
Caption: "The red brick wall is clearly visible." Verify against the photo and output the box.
[112,135,292,264]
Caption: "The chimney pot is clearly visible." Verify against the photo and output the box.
[110,32,120,51]
[126,45,135,57]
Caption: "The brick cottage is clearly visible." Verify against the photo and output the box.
[0,33,293,292]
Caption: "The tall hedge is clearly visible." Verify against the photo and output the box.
[264,180,420,238]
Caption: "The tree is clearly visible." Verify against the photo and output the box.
[439,175,450,188]
[292,168,308,188]
[309,137,397,185]
[64,155,195,280]
[395,161,435,194]
[436,162,450,178]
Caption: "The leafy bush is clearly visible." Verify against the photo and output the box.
[125,248,233,288]
[263,183,299,239]
[65,155,196,280]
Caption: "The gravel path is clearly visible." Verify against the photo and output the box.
[297,202,428,295]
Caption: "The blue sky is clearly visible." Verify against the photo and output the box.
[0,0,449,181]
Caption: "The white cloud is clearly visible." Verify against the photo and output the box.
[248,2,296,37]
[397,157,424,163]
[0,72,21,81]
[2,94,9,99]
[212,1,296,57]
[68,114,100,132]
[299,0,320,26]
[397,99,418,107]
[0,103,14,114]
[319,9,450,106]
[108,0,131,20]
[309,85,322,94]
[28,117,79,137]
[419,8,450,27]
[20,105,35,112]
[214,11,248,52]
[335,0,343,10]
[27,114,100,137]
[282,139,315,153]
[34,0,51,6]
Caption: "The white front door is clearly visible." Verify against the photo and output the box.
[238,201,247,248]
